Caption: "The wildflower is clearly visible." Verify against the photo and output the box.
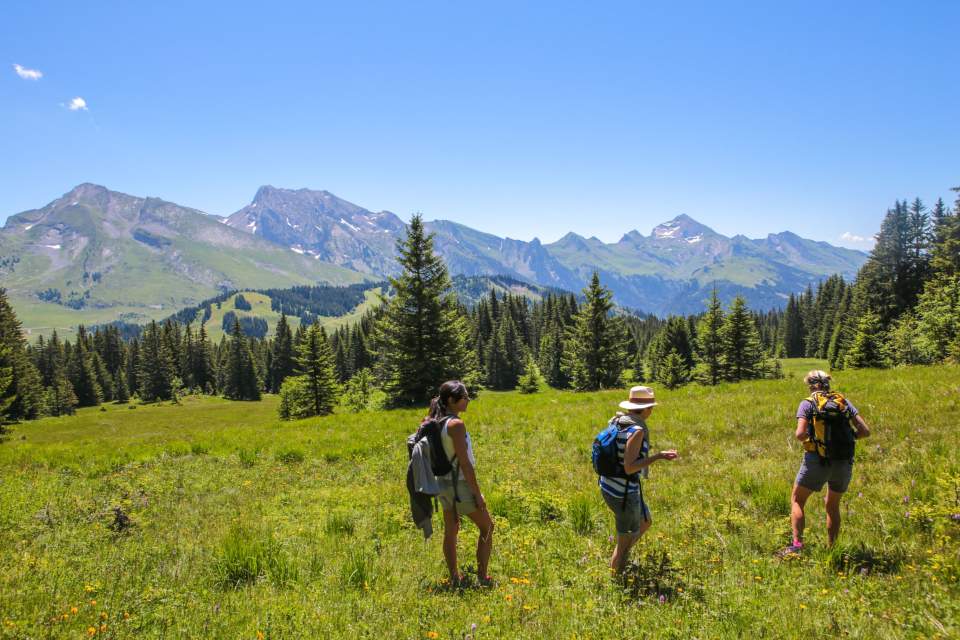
[821,589,828,595]
[754,576,762,581]
[257,632,265,640]
[62,614,70,621]
[426,632,439,639]
[90,600,97,607]
[87,627,97,636]
[658,595,666,604]
[123,612,131,620]
[799,604,807,610]
[100,612,108,620]
[505,594,513,602]
[71,607,79,615]
[677,587,683,593]
[100,624,107,632]
[857,492,863,498]
[903,496,910,504]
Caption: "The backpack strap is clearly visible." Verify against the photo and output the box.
[440,415,462,507]
[806,392,829,465]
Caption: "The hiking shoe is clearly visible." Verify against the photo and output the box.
[477,575,496,588]
[776,543,804,559]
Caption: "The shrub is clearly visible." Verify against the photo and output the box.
[568,494,595,535]
[275,446,305,464]
[213,524,297,588]
[339,548,373,591]
[324,511,356,536]
[278,376,316,420]
[237,448,258,468]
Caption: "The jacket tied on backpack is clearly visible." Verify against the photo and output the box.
[803,391,857,464]
[405,416,457,539]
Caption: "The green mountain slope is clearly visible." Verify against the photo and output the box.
[0,184,368,338]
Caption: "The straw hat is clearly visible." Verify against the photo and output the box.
[619,386,657,411]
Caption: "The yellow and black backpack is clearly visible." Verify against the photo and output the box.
[803,391,857,464]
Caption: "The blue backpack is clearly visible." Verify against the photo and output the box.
[592,417,633,478]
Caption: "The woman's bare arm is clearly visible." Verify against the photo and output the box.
[447,419,486,510]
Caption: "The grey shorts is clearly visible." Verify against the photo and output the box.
[795,452,853,493]
[437,473,477,516]
[602,490,650,535]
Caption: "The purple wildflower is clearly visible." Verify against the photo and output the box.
[658,594,666,604]
[950,513,960,522]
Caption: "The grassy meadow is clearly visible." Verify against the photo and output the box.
[0,360,958,639]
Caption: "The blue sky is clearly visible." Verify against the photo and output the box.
[2,1,958,248]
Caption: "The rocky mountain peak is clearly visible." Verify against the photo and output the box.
[651,214,717,243]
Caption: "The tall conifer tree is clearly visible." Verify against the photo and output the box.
[562,272,628,391]
[373,214,476,406]
[222,317,261,400]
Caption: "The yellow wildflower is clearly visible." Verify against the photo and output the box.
[87,627,97,636]
[257,632,265,640]
[426,632,439,639]
[100,612,108,620]
[90,600,97,607]
[100,624,107,632]
[123,612,131,620]
[505,594,513,602]
[71,607,79,615]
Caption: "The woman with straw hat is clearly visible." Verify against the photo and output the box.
[600,386,678,574]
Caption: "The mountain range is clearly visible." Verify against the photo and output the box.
[0,184,868,334]
[220,186,867,314]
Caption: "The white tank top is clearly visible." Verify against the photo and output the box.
[440,414,476,467]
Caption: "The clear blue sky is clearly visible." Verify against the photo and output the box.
[3,1,958,249]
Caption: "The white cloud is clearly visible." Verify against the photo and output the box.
[67,97,88,111]
[13,63,43,80]
[840,231,872,244]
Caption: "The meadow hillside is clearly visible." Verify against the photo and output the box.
[0,361,957,639]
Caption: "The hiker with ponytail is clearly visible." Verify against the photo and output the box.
[431,380,494,587]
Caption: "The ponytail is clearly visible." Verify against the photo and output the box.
[428,396,444,420]
[426,380,468,420]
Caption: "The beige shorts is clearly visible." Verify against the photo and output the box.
[437,474,477,516]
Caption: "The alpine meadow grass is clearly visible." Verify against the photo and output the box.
[0,361,957,638]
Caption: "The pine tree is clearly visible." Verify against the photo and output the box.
[113,370,130,404]
[517,354,543,394]
[693,287,725,385]
[92,352,114,402]
[68,337,102,407]
[43,375,78,416]
[0,342,13,420]
[485,309,524,390]
[192,323,216,393]
[719,295,764,382]
[373,214,476,406]
[537,322,568,388]
[222,317,261,401]
[660,348,689,390]
[138,320,175,402]
[285,323,339,416]
[782,294,805,357]
[268,313,296,393]
[562,272,628,391]
[0,288,43,420]
[844,310,887,369]
[340,368,375,413]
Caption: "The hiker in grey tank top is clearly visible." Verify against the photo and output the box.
[429,380,494,588]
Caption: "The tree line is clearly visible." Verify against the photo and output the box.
[2,188,957,424]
